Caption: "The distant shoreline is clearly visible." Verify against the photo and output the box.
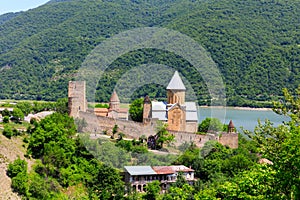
[198,106,273,111]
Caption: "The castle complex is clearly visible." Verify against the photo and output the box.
[68,71,238,148]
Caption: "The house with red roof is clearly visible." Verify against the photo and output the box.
[124,165,195,192]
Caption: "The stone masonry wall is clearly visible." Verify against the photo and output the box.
[169,131,219,148]
[185,122,198,133]
[218,132,239,149]
[79,111,238,148]
[79,111,156,138]
[68,81,86,118]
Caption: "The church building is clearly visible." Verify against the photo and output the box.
[94,90,128,120]
[143,71,198,133]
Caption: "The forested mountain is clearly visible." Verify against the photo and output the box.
[0,0,299,106]
[0,12,21,25]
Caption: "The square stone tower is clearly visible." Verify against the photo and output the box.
[143,95,152,124]
[68,81,87,118]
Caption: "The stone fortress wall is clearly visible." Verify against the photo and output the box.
[69,80,238,149]
[79,111,238,148]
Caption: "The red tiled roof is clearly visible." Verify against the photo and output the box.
[152,166,174,174]
[94,108,108,117]
[152,165,194,174]
[170,165,194,172]
[94,108,109,112]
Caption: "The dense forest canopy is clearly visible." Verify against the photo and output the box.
[0,0,299,106]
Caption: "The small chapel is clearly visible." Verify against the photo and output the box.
[143,71,198,133]
[94,90,128,120]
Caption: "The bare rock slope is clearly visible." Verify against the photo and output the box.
[0,134,32,199]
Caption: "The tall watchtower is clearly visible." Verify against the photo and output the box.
[143,95,151,123]
[68,81,87,118]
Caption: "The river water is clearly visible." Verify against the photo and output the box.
[198,107,290,132]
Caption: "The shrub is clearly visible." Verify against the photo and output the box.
[198,118,223,133]
[7,157,27,178]
[3,116,9,123]
[11,108,24,123]
[131,145,148,154]
[3,125,14,139]
[11,172,29,196]
[95,103,109,108]
[1,109,11,117]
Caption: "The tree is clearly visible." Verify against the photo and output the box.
[215,164,276,200]
[129,98,144,122]
[7,158,29,196]
[143,180,161,200]
[11,172,29,196]
[28,172,62,199]
[16,102,32,116]
[27,113,76,158]
[273,86,300,123]
[244,86,300,199]
[95,103,109,108]
[86,162,125,199]
[155,122,175,149]
[7,157,28,178]
[55,98,69,114]
[3,125,14,138]
[111,124,118,139]
[75,118,87,133]
[12,108,24,123]
[172,172,187,188]
[2,108,11,117]
[3,116,9,123]
[163,184,194,200]
[198,118,223,133]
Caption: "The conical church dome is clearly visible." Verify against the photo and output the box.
[110,90,120,102]
[167,71,186,90]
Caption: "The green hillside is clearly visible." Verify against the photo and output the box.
[0,0,299,106]
[0,12,21,25]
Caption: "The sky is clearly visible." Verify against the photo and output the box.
[0,0,49,15]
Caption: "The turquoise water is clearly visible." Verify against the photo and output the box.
[198,107,290,132]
